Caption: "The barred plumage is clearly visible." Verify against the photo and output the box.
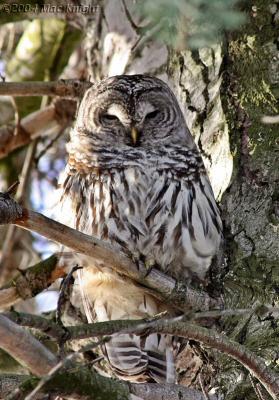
[58,74,223,383]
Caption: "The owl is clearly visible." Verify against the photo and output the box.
[58,75,223,383]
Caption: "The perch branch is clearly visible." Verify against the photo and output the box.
[5,303,279,342]
[0,99,76,159]
[0,80,92,99]
[0,192,220,313]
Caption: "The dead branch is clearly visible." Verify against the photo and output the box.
[0,314,58,376]
[0,99,76,159]
[5,302,279,342]
[0,80,92,99]
[0,192,220,313]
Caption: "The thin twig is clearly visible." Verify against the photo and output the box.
[4,305,279,342]
[249,374,268,400]
[198,373,210,400]
[0,139,39,285]
[56,264,81,326]
[34,128,64,165]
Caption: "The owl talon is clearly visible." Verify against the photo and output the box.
[143,259,156,278]
[132,254,156,279]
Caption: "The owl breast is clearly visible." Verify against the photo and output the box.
[61,161,222,282]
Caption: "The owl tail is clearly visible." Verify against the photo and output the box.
[102,331,175,383]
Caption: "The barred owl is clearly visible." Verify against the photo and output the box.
[59,75,223,383]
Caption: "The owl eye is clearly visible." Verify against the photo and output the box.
[145,110,160,120]
[100,114,120,123]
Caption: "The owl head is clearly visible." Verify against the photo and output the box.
[72,75,195,151]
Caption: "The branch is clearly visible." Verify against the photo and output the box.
[131,319,279,400]
[1,314,277,399]
[3,312,278,399]
[3,311,66,340]
[0,254,65,309]
[0,317,211,400]
[130,383,214,400]
[0,192,220,313]
[0,315,57,376]
[0,80,92,99]
[5,302,279,341]
[0,372,214,400]
[0,99,76,159]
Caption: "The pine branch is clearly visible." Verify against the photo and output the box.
[0,191,220,313]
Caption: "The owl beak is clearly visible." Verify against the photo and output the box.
[130,127,139,146]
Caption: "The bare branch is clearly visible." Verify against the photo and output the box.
[0,99,76,159]
[0,192,220,313]
[0,254,64,310]
[3,311,66,340]
[0,314,58,376]
[0,287,19,309]
[0,80,92,99]
[0,372,214,400]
